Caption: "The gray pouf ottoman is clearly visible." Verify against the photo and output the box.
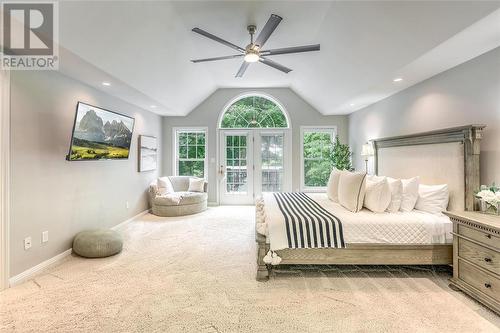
[73,229,123,258]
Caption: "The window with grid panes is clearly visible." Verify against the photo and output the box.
[176,130,206,178]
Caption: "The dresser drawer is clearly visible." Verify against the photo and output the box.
[459,259,500,301]
[458,238,500,275]
[458,225,500,250]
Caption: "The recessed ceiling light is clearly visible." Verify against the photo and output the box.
[350,103,355,106]
[393,78,403,82]
[150,105,157,109]
[102,82,111,86]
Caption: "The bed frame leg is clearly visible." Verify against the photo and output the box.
[256,233,270,281]
[256,265,269,281]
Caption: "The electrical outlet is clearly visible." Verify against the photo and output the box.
[24,237,32,250]
[126,201,130,209]
[42,231,49,243]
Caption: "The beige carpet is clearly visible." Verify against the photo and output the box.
[1,206,499,333]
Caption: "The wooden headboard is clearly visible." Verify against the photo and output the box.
[372,125,485,211]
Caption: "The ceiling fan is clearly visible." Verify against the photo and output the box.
[191,14,320,77]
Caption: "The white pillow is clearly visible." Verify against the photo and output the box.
[326,169,341,202]
[188,177,205,192]
[386,178,403,213]
[157,177,174,194]
[364,177,391,213]
[415,184,449,215]
[338,171,367,213]
[399,177,420,212]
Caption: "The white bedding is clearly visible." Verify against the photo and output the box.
[260,193,452,251]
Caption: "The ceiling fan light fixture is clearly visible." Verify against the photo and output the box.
[244,48,260,63]
[190,14,320,77]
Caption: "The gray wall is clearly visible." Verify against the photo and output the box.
[349,47,500,185]
[10,70,161,276]
[162,88,349,202]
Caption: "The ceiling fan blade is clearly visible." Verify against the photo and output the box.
[261,44,320,56]
[254,14,282,48]
[235,62,250,78]
[259,57,292,74]
[192,27,245,53]
[191,54,244,63]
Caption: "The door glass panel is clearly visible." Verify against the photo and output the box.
[226,135,248,193]
[261,134,284,192]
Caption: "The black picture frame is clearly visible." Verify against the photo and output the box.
[66,101,135,161]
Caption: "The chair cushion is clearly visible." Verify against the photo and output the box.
[168,176,191,192]
[73,229,123,258]
[153,194,182,205]
[157,177,174,194]
[188,177,205,192]
[154,191,207,206]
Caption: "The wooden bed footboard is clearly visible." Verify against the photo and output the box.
[255,231,452,281]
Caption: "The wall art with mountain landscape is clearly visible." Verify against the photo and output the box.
[67,102,135,161]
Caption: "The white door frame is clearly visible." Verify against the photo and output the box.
[0,70,11,290]
[219,130,254,205]
[218,128,292,205]
[253,130,292,198]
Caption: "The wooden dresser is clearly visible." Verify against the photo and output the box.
[445,211,500,314]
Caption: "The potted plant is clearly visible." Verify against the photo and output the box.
[330,136,353,171]
[475,183,500,215]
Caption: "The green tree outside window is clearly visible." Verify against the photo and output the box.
[177,131,205,177]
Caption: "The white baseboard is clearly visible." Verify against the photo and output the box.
[208,201,218,207]
[8,209,151,287]
[111,209,150,231]
[9,248,72,287]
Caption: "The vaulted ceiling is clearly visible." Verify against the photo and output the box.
[57,1,500,116]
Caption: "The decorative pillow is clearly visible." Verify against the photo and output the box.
[157,177,174,194]
[326,168,341,202]
[415,184,449,215]
[338,171,367,213]
[188,177,205,192]
[364,177,391,213]
[386,177,403,213]
[399,177,420,212]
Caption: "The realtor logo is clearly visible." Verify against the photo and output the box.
[1,2,59,70]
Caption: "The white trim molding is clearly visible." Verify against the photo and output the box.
[111,209,150,231]
[0,70,10,290]
[9,249,72,287]
[9,209,150,287]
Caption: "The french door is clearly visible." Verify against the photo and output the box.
[219,130,289,205]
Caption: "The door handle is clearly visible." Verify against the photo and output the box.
[219,165,225,177]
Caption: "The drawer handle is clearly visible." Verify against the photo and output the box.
[485,234,492,239]
[484,257,492,263]
[484,283,492,289]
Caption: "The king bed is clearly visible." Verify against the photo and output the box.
[255,125,485,281]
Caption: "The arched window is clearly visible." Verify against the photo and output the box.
[220,95,288,128]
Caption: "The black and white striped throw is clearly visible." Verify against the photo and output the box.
[273,192,345,249]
